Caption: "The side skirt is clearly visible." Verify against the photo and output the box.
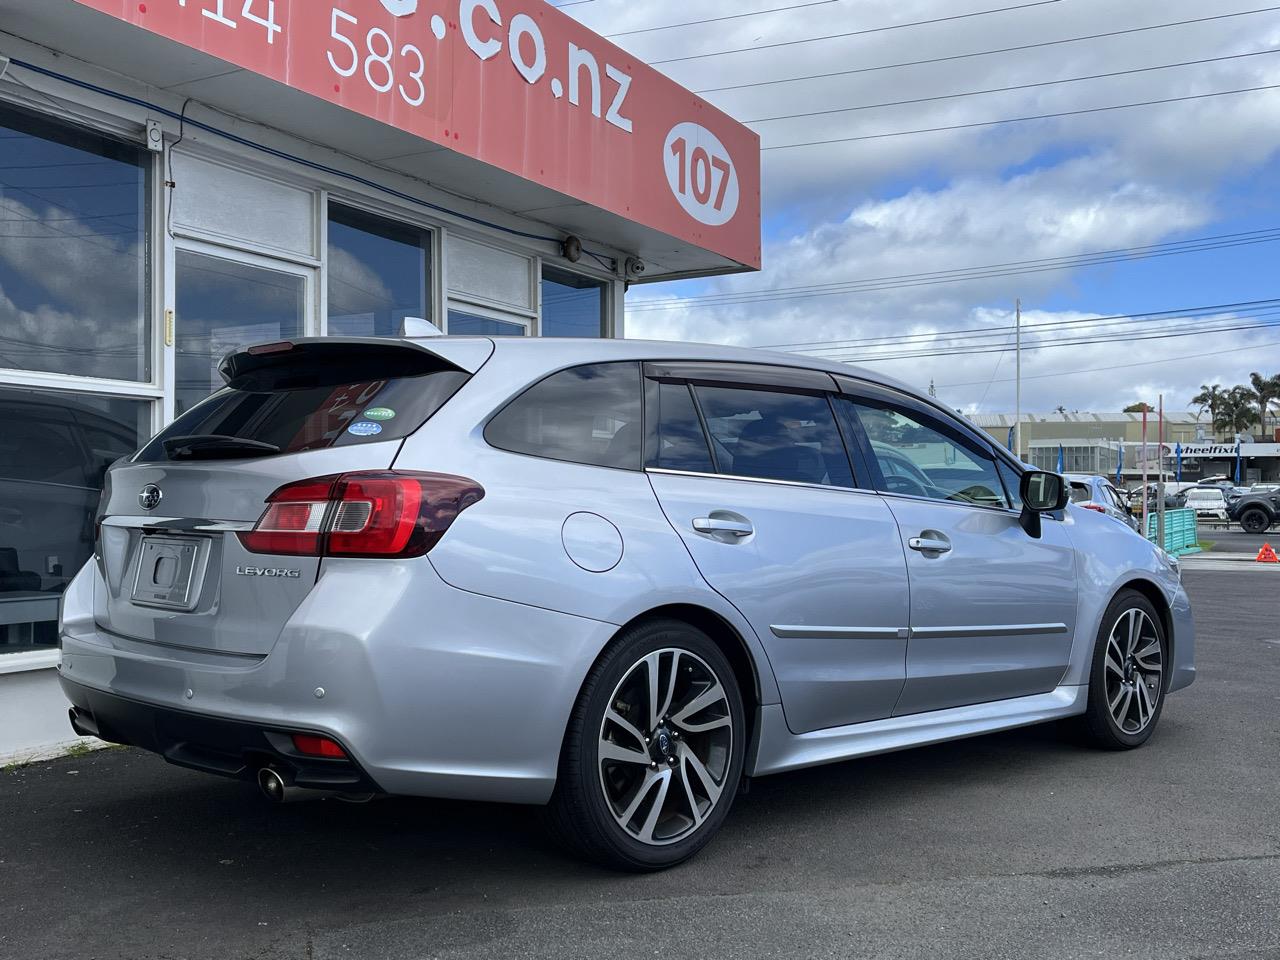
[748,684,1087,777]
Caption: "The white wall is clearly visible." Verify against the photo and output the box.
[0,668,100,765]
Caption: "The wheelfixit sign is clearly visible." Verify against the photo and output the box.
[69,0,762,268]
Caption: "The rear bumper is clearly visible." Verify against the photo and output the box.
[62,680,381,793]
[58,556,617,804]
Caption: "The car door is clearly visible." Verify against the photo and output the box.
[835,379,1079,715]
[642,362,911,734]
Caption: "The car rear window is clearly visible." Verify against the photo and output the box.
[136,344,469,462]
[1069,484,1091,503]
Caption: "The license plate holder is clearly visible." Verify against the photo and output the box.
[131,535,207,611]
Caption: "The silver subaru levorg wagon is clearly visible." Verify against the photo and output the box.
[59,336,1194,870]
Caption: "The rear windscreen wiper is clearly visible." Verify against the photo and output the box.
[162,435,282,461]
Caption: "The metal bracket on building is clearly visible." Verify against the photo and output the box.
[145,119,164,153]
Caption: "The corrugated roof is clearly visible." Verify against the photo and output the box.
[968,411,1206,427]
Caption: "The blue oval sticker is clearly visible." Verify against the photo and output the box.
[347,421,383,437]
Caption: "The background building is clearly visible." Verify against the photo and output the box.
[0,0,761,760]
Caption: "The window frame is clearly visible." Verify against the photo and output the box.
[836,378,1019,513]
[642,363,865,492]
[482,360,645,472]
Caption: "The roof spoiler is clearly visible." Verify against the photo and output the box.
[219,336,495,387]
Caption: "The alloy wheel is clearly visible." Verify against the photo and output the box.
[1103,608,1164,735]
[597,648,734,846]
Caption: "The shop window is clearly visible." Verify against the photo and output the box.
[447,309,528,337]
[0,104,151,382]
[541,267,606,337]
[327,204,432,337]
[0,386,150,654]
[175,249,307,415]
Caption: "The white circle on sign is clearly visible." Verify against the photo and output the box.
[431,14,446,39]
[379,0,418,16]
[663,122,740,227]
[551,78,564,98]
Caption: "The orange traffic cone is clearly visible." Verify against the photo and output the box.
[1256,544,1279,564]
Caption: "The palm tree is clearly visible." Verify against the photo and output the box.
[1189,383,1227,431]
[1243,373,1276,433]
[1214,387,1255,436]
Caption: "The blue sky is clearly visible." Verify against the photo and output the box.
[567,0,1280,416]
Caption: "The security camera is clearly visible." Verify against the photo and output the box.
[624,257,646,278]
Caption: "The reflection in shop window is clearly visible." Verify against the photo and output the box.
[541,267,605,337]
[0,387,150,654]
[447,310,527,336]
[0,104,150,382]
[327,204,431,337]
[175,250,305,415]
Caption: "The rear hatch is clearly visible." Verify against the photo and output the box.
[95,337,489,656]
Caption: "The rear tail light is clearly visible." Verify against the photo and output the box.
[238,472,484,558]
[1080,503,1107,513]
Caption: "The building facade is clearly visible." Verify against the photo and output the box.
[971,412,1280,486]
[0,0,761,760]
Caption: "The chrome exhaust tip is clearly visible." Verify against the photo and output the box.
[257,767,290,802]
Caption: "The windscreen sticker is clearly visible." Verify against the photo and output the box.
[363,407,397,421]
[347,421,384,437]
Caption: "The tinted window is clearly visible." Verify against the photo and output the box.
[327,204,431,338]
[541,267,605,337]
[0,104,150,382]
[851,400,1007,507]
[485,362,642,469]
[1069,483,1092,503]
[693,385,853,487]
[997,460,1023,510]
[138,347,467,462]
[651,381,713,473]
[448,311,526,336]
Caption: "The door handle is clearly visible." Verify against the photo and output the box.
[693,516,753,538]
[908,536,952,554]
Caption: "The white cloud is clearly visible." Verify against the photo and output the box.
[571,0,1280,414]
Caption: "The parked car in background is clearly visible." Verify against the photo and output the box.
[1182,487,1231,523]
[1066,474,1138,530]
[1126,482,1191,512]
[58,336,1195,870]
[1248,483,1279,494]
[1227,487,1280,534]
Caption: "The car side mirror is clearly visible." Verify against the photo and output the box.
[1019,471,1069,538]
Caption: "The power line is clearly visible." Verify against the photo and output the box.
[694,6,1280,94]
[608,1,839,38]
[627,230,1280,314]
[651,0,1062,66]
[633,229,1280,310]
[762,83,1280,150]
[742,48,1280,124]
[821,315,1280,364]
[940,340,1280,389]
[773,299,1280,354]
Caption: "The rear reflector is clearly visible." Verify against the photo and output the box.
[291,734,347,759]
[238,471,484,558]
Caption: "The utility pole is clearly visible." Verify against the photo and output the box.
[1014,298,1022,461]
[1157,394,1166,548]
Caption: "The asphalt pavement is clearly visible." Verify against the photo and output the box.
[2,570,1278,960]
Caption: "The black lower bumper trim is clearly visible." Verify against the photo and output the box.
[60,677,383,794]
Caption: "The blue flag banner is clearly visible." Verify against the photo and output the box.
[1175,442,1183,482]
[1007,425,1015,453]
[1235,439,1242,484]
[1056,445,1064,473]
[1115,442,1124,484]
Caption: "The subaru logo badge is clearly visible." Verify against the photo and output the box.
[139,484,162,511]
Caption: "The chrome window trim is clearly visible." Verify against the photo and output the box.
[644,466,877,496]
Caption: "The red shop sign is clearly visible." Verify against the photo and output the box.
[71,0,762,268]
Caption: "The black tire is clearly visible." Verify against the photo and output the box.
[544,619,746,871]
[1239,508,1272,535]
[1080,590,1168,750]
